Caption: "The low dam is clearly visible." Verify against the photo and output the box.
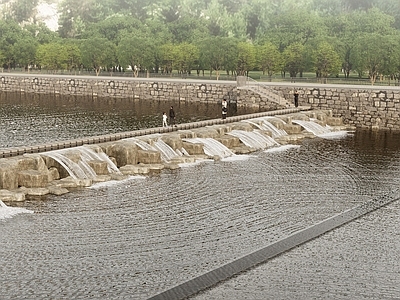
[0,108,348,201]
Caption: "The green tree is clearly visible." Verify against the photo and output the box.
[116,36,155,77]
[13,35,38,71]
[24,23,59,45]
[282,42,306,78]
[167,16,210,43]
[376,35,400,84]
[159,43,176,75]
[351,34,389,84]
[236,42,256,76]
[80,37,116,75]
[36,43,68,72]
[58,0,108,38]
[62,40,82,74]
[266,9,327,52]
[5,0,39,24]
[312,41,341,82]
[174,43,199,74]
[257,42,282,80]
[200,36,238,79]
[0,20,24,70]
[82,16,146,43]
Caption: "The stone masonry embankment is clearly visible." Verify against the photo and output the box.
[262,84,400,131]
[1,73,400,130]
[0,73,237,103]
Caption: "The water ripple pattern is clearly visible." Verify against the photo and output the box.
[1,127,400,299]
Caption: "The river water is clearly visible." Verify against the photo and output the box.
[0,93,399,299]
[0,92,254,148]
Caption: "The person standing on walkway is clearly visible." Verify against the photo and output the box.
[222,99,228,119]
[162,112,168,127]
[294,90,299,108]
[169,106,176,126]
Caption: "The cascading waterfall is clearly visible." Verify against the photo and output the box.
[242,120,263,130]
[243,118,287,139]
[43,151,95,179]
[261,117,288,138]
[153,139,181,162]
[42,145,124,180]
[76,146,121,174]
[184,138,235,158]
[292,119,332,136]
[128,138,156,151]
[228,130,279,150]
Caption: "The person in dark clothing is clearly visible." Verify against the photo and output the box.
[294,91,299,108]
[169,106,176,126]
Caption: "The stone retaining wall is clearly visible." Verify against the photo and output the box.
[1,74,400,130]
[266,86,400,130]
[0,74,237,103]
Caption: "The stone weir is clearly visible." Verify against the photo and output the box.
[0,109,352,202]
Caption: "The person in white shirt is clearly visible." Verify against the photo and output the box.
[162,112,168,127]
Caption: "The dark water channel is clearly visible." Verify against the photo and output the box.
[0,92,256,149]
[0,92,400,299]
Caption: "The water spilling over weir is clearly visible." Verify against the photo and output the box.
[2,107,400,299]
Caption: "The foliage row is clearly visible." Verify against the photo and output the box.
[1,0,400,82]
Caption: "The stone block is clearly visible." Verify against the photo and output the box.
[18,170,49,188]
[231,122,253,131]
[182,142,205,155]
[161,134,183,150]
[47,185,69,195]
[48,167,60,181]
[19,186,50,197]
[177,130,196,139]
[137,150,161,164]
[120,164,150,175]
[87,159,109,175]
[104,140,138,167]
[191,128,220,138]
[20,154,48,172]
[326,117,343,126]
[0,189,25,202]
[283,124,303,134]
[0,160,19,190]
[216,136,241,148]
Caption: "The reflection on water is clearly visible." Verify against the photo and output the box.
[1,128,400,299]
[0,92,257,148]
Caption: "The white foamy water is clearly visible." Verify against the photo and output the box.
[222,154,252,162]
[265,145,301,153]
[0,200,34,220]
[88,176,146,189]
[317,131,350,139]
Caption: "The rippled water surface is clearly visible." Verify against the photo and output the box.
[0,94,400,299]
[0,92,255,148]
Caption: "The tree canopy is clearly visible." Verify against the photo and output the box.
[0,0,399,82]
